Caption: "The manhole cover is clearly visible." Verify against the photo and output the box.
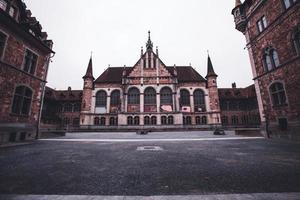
[137,146,164,151]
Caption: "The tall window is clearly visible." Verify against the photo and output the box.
[73,103,81,112]
[144,116,150,125]
[160,87,173,105]
[94,117,100,125]
[270,82,287,106]
[293,26,300,55]
[194,89,206,112]
[151,116,157,125]
[23,49,38,75]
[128,88,140,104]
[180,89,190,106]
[12,86,33,115]
[161,116,167,125]
[221,116,229,125]
[63,103,73,112]
[0,31,7,59]
[283,0,297,9]
[144,87,156,105]
[134,116,140,125]
[257,16,267,33]
[202,116,207,125]
[167,116,174,125]
[96,91,107,107]
[100,117,106,125]
[263,47,280,71]
[127,116,133,125]
[110,90,120,106]
[110,117,117,126]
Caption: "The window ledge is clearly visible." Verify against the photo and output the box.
[272,103,288,108]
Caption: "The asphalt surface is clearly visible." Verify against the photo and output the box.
[0,132,300,196]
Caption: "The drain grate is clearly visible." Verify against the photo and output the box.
[137,146,164,151]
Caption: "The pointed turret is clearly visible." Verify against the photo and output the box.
[146,31,153,51]
[206,55,217,78]
[83,57,94,80]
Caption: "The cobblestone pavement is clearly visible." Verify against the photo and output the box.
[0,131,300,197]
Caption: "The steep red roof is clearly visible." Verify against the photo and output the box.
[94,66,206,84]
[218,84,256,99]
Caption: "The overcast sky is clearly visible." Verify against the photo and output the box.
[24,0,252,90]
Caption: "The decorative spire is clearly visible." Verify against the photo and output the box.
[146,30,153,51]
[141,46,144,57]
[83,56,94,80]
[156,46,159,56]
[235,0,242,7]
[206,54,217,78]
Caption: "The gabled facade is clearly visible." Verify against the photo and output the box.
[0,0,54,144]
[80,32,221,129]
[232,0,300,138]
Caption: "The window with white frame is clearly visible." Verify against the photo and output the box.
[283,0,297,9]
[270,82,287,106]
[257,16,268,33]
[263,47,280,71]
[23,49,38,75]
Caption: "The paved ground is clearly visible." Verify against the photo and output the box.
[0,131,300,199]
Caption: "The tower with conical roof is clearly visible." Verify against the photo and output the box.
[206,55,221,125]
[81,57,94,124]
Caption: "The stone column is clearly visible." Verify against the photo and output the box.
[190,94,194,113]
[156,93,160,113]
[176,92,180,112]
[124,94,128,112]
[140,93,144,113]
[107,96,111,114]
[173,93,176,112]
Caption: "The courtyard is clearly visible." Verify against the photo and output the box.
[0,131,300,199]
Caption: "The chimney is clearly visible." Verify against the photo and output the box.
[68,86,71,91]
[232,82,237,89]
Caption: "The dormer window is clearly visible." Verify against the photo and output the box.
[0,0,7,11]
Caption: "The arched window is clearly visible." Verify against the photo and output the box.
[134,116,140,125]
[195,116,201,125]
[96,90,107,107]
[94,117,100,125]
[151,116,157,125]
[270,82,287,106]
[127,116,133,125]
[128,88,140,104]
[110,117,117,126]
[12,86,33,115]
[201,116,207,125]
[194,89,206,112]
[110,90,120,106]
[161,116,167,125]
[144,116,150,125]
[144,87,156,105]
[160,87,173,105]
[263,47,280,71]
[180,89,190,106]
[100,117,106,126]
[167,116,174,125]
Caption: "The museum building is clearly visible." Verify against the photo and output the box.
[79,32,222,129]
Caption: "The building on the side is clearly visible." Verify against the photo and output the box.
[41,86,82,131]
[232,0,300,138]
[79,32,221,130]
[219,83,260,128]
[0,0,54,144]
